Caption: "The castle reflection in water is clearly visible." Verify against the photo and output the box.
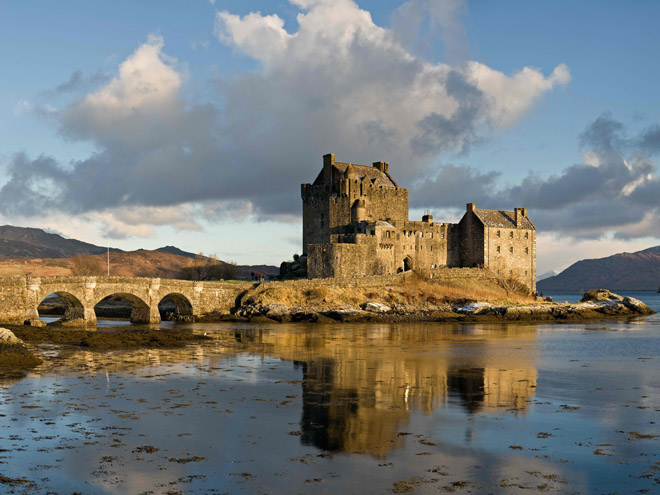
[22,322,539,458]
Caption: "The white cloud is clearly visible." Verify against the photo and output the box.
[465,62,571,126]
[215,11,293,65]
[2,1,572,246]
[214,0,569,165]
[60,34,182,146]
[13,100,33,117]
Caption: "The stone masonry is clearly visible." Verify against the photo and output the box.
[0,276,250,327]
[302,154,536,292]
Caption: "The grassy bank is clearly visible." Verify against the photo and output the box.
[249,274,534,311]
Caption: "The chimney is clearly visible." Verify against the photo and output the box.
[372,161,389,173]
[466,203,475,212]
[422,210,433,223]
[514,207,523,228]
[323,153,335,185]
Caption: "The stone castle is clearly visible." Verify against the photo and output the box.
[301,154,536,292]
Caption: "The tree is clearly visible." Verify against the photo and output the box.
[178,253,239,281]
[493,270,530,296]
[70,254,102,276]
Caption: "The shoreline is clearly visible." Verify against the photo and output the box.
[216,288,655,324]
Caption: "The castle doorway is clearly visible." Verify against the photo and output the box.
[403,256,413,272]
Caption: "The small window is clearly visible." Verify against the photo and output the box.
[420,232,424,238]
[496,246,501,253]
[497,230,501,237]
[509,246,514,253]
[429,232,433,238]
[525,270,528,275]
[525,247,529,254]
[525,232,529,239]
[509,231,514,238]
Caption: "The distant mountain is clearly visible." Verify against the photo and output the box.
[537,270,558,282]
[0,225,278,279]
[156,245,197,258]
[0,225,121,260]
[538,246,660,291]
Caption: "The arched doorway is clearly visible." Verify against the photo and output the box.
[37,292,88,325]
[94,293,154,324]
[403,256,413,272]
[158,293,194,322]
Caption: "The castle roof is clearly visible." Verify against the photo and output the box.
[334,162,396,187]
[368,220,396,229]
[473,209,535,230]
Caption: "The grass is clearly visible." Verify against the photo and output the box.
[0,344,42,369]
[248,273,534,311]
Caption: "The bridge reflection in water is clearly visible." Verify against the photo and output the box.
[23,322,538,458]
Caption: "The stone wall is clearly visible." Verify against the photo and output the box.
[0,276,250,326]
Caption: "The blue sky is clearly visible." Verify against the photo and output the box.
[1,0,660,274]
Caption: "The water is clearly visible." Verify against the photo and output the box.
[1,298,659,494]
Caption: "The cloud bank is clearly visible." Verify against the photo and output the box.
[3,0,570,238]
[412,113,660,240]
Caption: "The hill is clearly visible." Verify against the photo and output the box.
[0,250,278,279]
[0,225,277,279]
[538,246,660,291]
[0,225,121,260]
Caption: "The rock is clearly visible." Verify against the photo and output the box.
[455,302,492,314]
[324,308,369,322]
[623,296,653,314]
[0,328,23,345]
[580,289,623,303]
[361,302,391,313]
[263,304,290,318]
[23,319,46,327]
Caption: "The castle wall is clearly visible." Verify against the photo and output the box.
[302,184,331,249]
[458,211,485,267]
[393,221,450,272]
[484,227,536,292]
[308,231,398,279]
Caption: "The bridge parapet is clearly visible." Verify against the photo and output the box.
[0,276,251,327]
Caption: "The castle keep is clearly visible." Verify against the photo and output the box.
[301,154,536,292]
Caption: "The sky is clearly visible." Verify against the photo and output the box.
[1,0,660,276]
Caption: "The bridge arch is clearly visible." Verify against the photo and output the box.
[158,293,194,322]
[93,292,157,324]
[37,291,94,326]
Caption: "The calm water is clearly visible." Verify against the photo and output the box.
[1,292,659,494]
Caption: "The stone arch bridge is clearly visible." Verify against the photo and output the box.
[0,276,251,327]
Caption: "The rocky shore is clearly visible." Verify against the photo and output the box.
[0,327,41,371]
[222,289,654,324]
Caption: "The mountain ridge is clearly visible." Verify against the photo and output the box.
[538,245,660,291]
[0,225,277,279]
